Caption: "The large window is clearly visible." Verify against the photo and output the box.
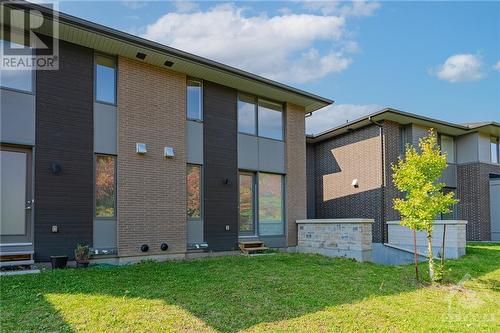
[238,94,283,140]
[239,173,255,233]
[187,164,202,220]
[399,125,411,157]
[0,39,33,92]
[187,79,202,120]
[440,135,455,163]
[95,54,116,104]
[95,155,116,217]
[258,173,284,236]
[491,137,499,164]
[258,100,283,140]
[238,94,257,135]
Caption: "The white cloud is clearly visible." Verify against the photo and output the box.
[143,2,378,83]
[306,103,382,135]
[493,61,500,71]
[432,53,485,83]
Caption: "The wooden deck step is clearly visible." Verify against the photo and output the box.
[0,251,34,267]
[239,241,268,254]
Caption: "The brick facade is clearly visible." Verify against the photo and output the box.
[309,121,402,243]
[285,103,307,246]
[309,118,498,243]
[382,120,402,241]
[117,57,187,257]
[313,124,385,242]
[457,162,500,240]
[306,143,316,219]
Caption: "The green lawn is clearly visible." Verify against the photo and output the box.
[1,243,499,332]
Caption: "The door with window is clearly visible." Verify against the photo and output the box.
[0,146,33,245]
[239,172,256,236]
[239,172,285,237]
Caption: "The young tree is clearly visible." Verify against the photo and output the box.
[392,129,458,282]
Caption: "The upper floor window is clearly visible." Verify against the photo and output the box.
[399,125,411,157]
[440,135,455,163]
[258,100,283,140]
[95,54,116,104]
[0,39,33,92]
[187,79,202,120]
[238,94,283,141]
[238,94,257,135]
[491,137,499,164]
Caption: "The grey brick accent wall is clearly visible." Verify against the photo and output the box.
[35,41,94,261]
[457,162,500,240]
[382,120,402,241]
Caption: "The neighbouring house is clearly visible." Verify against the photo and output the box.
[0,1,333,265]
[306,108,500,243]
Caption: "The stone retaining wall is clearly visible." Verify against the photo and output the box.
[387,220,467,259]
[296,219,374,262]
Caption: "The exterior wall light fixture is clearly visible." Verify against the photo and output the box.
[136,143,147,154]
[351,178,359,188]
[164,147,175,158]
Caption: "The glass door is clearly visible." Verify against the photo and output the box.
[239,172,255,236]
[0,146,32,245]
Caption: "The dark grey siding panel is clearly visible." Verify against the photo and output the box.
[203,81,238,251]
[34,41,94,261]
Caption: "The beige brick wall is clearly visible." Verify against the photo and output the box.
[285,103,307,246]
[117,57,187,257]
[321,135,382,201]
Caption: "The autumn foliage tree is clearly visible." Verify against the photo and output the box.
[392,129,458,282]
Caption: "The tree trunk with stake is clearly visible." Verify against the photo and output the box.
[413,229,419,281]
[441,224,446,266]
[427,232,435,282]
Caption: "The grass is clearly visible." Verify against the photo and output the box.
[1,243,499,332]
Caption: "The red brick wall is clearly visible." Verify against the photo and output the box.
[286,103,307,246]
[117,57,187,257]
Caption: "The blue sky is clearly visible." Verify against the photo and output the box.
[54,0,499,134]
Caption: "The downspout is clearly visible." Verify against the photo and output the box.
[369,117,387,243]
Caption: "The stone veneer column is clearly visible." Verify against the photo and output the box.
[285,103,307,246]
[117,57,187,257]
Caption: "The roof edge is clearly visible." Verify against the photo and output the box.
[308,107,499,143]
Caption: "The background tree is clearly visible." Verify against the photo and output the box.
[392,129,458,282]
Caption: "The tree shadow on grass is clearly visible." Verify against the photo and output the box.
[1,244,498,333]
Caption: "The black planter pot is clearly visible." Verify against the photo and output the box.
[76,261,89,268]
[50,255,68,269]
